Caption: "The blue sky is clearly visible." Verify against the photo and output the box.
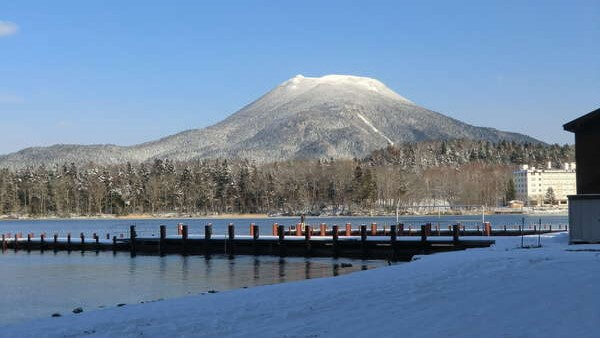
[0,1,598,154]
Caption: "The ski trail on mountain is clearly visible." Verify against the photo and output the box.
[356,113,394,145]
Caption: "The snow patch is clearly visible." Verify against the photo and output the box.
[279,74,414,104]
[356,112,394,145]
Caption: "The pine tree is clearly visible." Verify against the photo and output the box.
[505,178,516,204]
[545,187,557,205]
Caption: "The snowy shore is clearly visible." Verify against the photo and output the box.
[2,232,599,338]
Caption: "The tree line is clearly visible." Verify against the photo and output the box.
[0,139,574,217]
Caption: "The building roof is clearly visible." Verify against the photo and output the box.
[564,108,600,133]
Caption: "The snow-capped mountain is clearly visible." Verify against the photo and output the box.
[0,74,540,168]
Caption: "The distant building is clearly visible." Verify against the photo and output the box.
[507,200,524,209]
[513,162,576,206]
[564,108,600,243]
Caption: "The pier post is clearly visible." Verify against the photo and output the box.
[112,236,117,252]
[278,224,285,257]
[27,233,31,251]
[227,223,235,255]
[305,225,312,257]
[421,225,427,243]
[250,223,256,237]
[14,234,18,251]
[94,234,100,251]
[332,225,339,257]
[159,225,166,256]
[252,225,259,255]
[130,225,137,257]
[360,225,367,257]
[67,233,71,251]
[106,233,110,240]
[53,234,58,252]
[40,233,46,252]
[345,223,351,236]
[181,225,188,256]
[452,224,459,244]
[398,223,404,236]
[296,223,302,236]
[390,224,398,260]
[320,223,326,236]
[272,223,277,236]
[204,224,212,255]
[371,223,377,236]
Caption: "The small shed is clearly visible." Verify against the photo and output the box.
[564,108,600,243]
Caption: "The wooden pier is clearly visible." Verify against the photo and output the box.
[0,224,505,261]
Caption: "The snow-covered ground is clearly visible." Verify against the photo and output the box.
[2,232,599,338]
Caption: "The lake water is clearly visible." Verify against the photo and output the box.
[0,214,569,239]
[0,215,568,325]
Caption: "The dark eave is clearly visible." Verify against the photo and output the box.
[564,108,600,133]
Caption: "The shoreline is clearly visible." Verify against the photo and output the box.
[2,232,597,338]
[0,212,568,221]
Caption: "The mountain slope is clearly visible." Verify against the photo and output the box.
[0,74,540,168]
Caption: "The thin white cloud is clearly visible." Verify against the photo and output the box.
[0,21,18,37]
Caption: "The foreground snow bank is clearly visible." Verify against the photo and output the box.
[3,233,599,338]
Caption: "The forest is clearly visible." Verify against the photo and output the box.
[0,139,574,217]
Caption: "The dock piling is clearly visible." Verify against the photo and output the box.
[130,226,137,257]
[390,224,398,260]
[332,225,339,257]
[252,225,259,255]
[360,225,367,257]
[204,224,212,255]
[227,223,235,255]
[305,225,312,256]
[452,224,460,244]
[159,225,166,256]
[181,225,188,256]
[278,224,285,256]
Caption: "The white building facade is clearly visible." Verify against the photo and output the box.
[513,162,576,206]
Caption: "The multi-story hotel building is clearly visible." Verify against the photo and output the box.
[513,162,576,206]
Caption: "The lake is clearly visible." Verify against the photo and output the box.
[0,215,568,325]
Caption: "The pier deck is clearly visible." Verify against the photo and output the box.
[0,223,505,261]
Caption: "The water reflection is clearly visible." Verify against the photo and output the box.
[0,250,387,325]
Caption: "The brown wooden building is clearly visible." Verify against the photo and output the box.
[564,108,600,243]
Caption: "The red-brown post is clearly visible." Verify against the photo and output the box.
[296,223,303,236]
[345,223,351,236]
[320,224,326,236]
[371,223,377,236]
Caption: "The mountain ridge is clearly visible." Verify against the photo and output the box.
[0,74,541,168]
